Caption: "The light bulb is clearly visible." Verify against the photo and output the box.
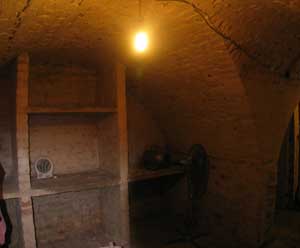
[134,31,148,53]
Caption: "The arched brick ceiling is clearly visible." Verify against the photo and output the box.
[202,0,300,77]
[0,0,298,153]
[0,0,300,74]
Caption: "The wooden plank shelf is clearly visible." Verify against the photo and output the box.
[128,166,185,182]
[30,170,119,197]
[14,56,129,247]
[27,106,117,115]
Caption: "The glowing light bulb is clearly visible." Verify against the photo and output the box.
[134,31,148,53]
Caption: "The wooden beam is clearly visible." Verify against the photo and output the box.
[116,62,130,247]
[116,63,128,185]
[16,53,37,248]
[128,166,185,182]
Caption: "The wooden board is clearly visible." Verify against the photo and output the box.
[116,62,130,246]
[31,170,119,197]
[28,107,117,114]
[128,166,184,182]
[16,53,37,248]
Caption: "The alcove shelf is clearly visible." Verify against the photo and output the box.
[28,112,120,192]
[15,54,129,248]
[27,106,117,114]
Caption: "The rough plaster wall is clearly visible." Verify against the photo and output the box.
[29,115,100,176]
[0,68,17,188]
[33,189,103,246]
[29,64,99,107]
[96,114,120,176]
[127,93,166,173]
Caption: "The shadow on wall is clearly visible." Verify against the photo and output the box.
[0,163,12,248]
[276,116,295,210]
[276,105,300,212]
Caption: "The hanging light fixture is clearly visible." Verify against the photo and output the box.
[133,0,149,53]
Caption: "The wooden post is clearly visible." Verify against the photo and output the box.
[116,62,130,247]
[294,105,299,197]
[16,53,37,248]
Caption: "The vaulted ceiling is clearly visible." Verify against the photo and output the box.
[1,0,300,153]
[1,0,300,75]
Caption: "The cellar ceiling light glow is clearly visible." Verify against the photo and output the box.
[134,31,148,53]
[133,0,149,54]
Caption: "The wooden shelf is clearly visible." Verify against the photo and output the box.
[27,106,117,115]
[30,170,119,197]
[128,166,185,182]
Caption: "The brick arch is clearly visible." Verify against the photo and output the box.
[236,60,300,246]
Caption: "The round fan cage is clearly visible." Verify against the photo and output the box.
[34,157,54,179]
